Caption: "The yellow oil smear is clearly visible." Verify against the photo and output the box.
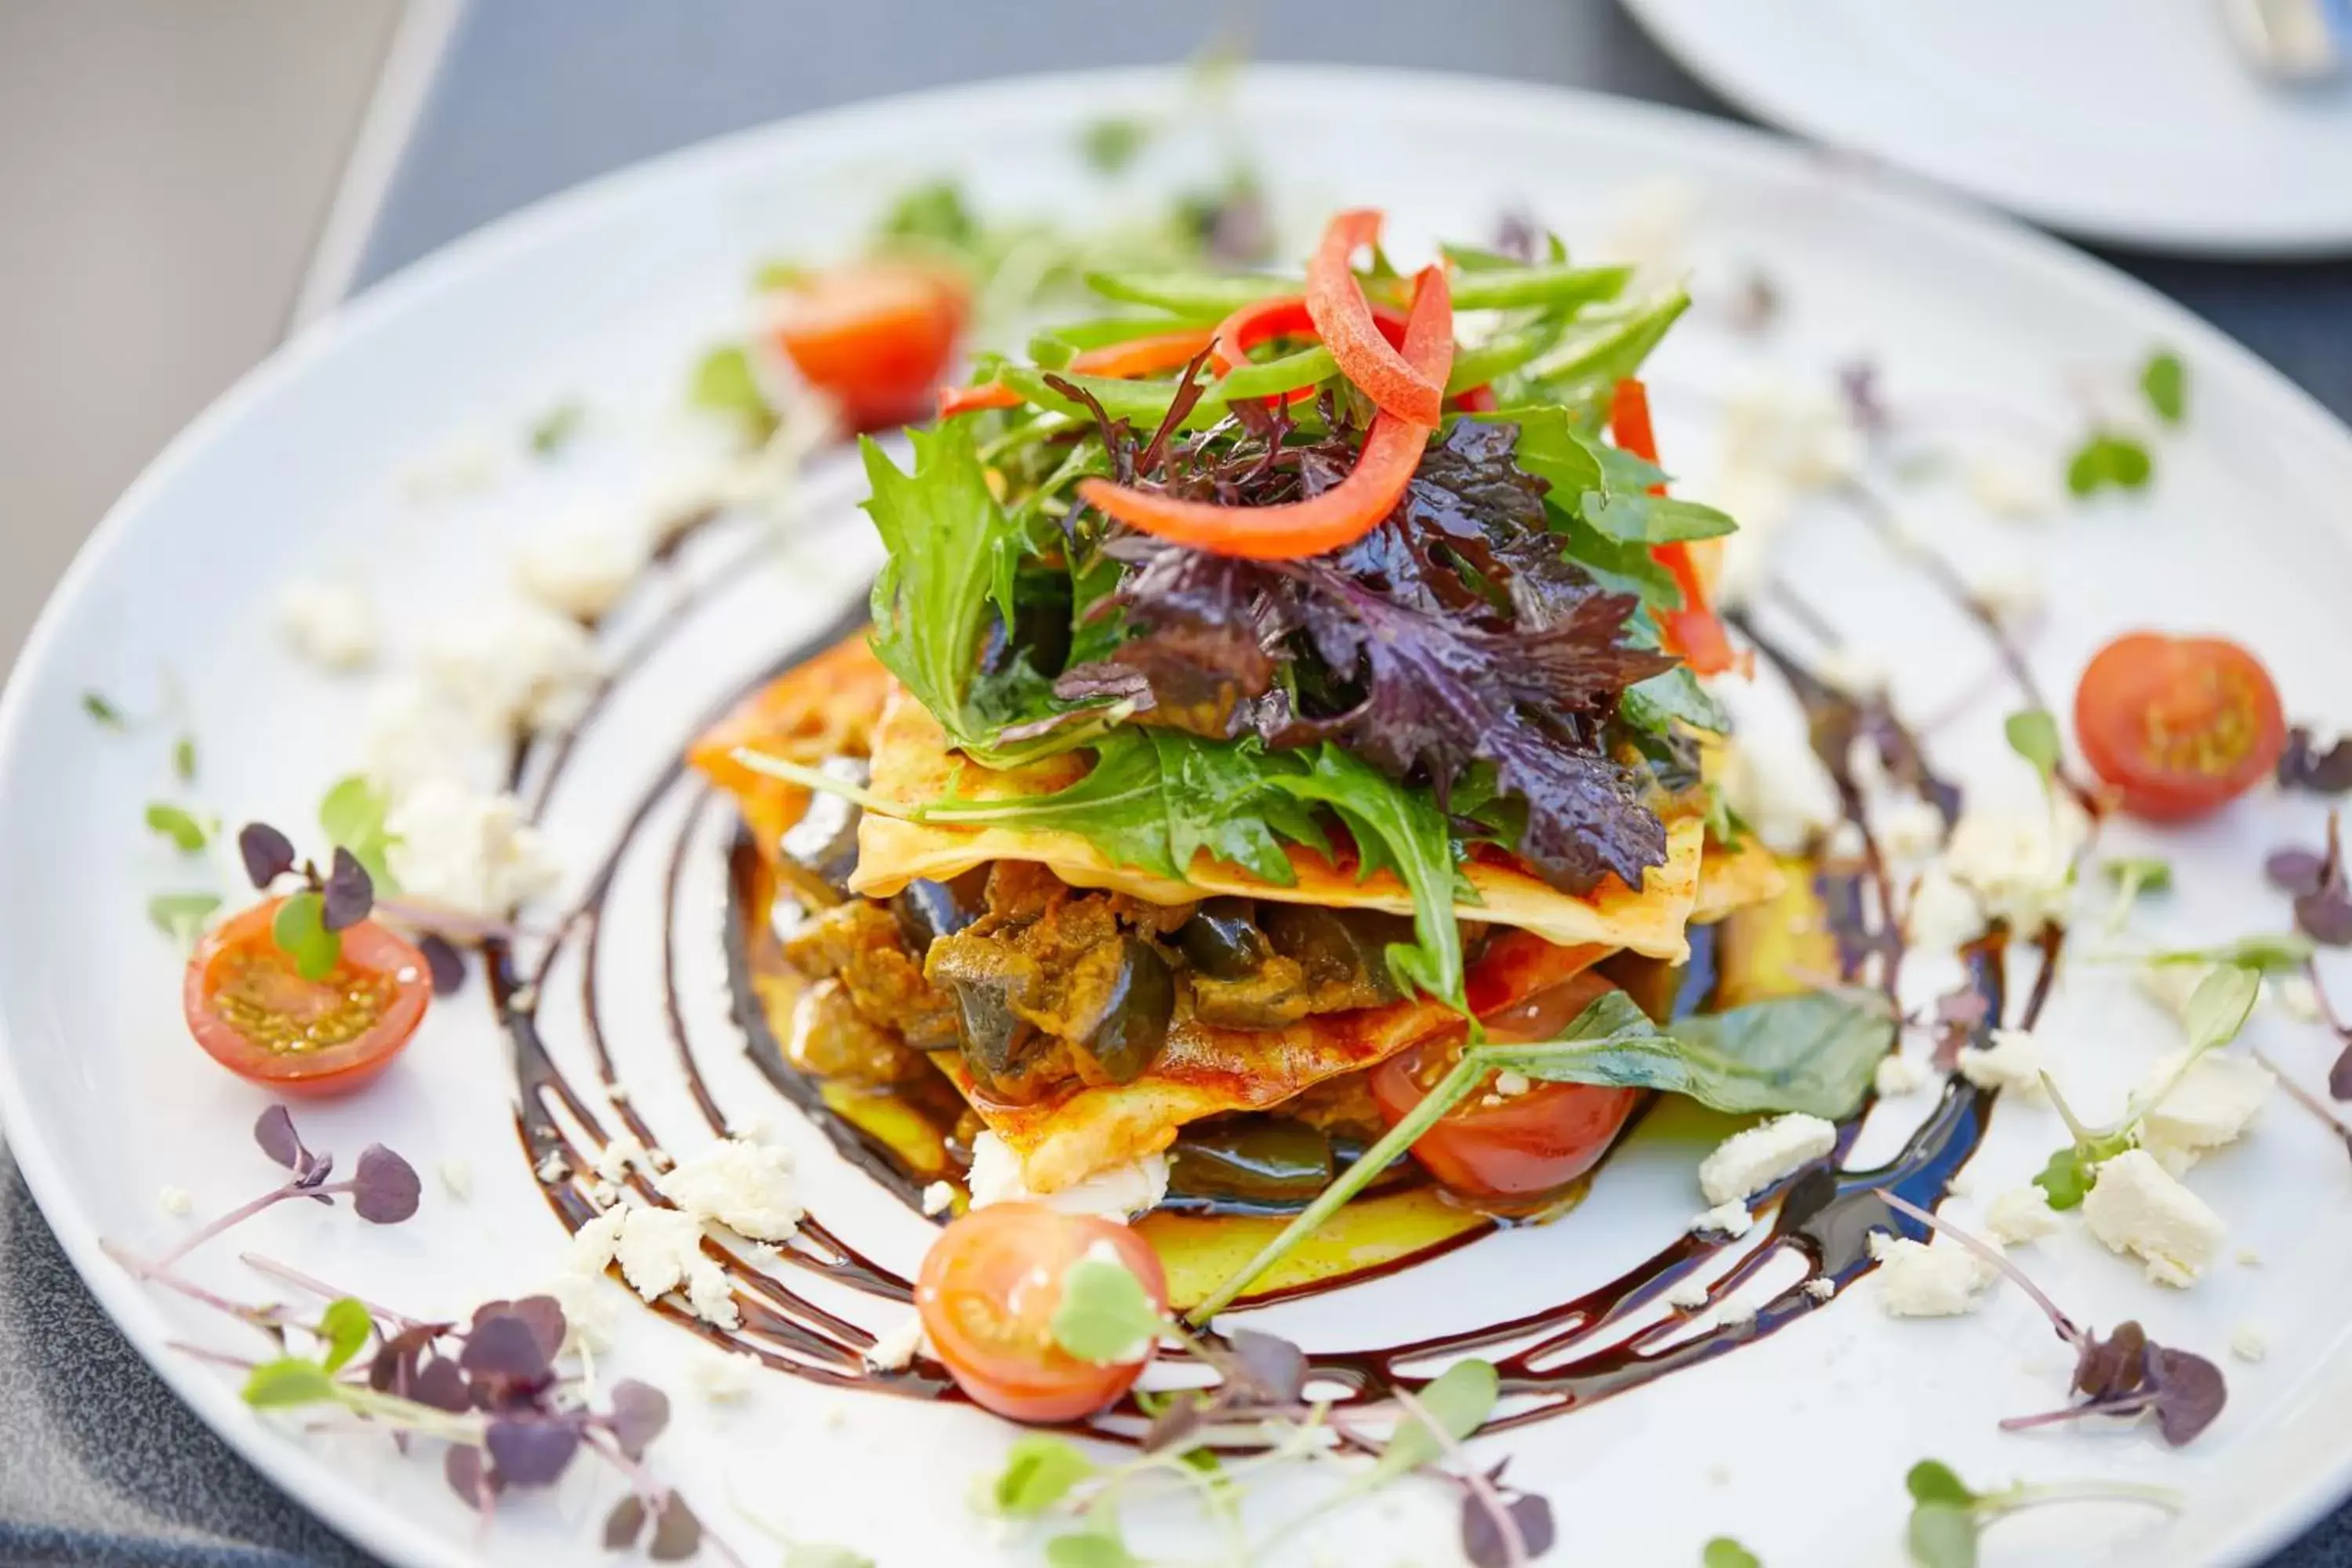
[817,1080,953,1181]
[1139,1187,1501,1312]
[1712,852,1838,1009]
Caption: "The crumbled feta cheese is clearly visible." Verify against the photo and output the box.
[588,1180,619,1210]
[1944,1164,1975,1196]
[1966,456,2060,521]
[657,1138,803,1242]
[1697,1112,1838,1205]
[1906,864,1987,953]
[1867,1231,1994,1317]
[1875,1053,1930,1098]
[1664,1278,1711,1312]
[1984,1186,2061,1246]
[1873,797,1948,865]
[1940,797,2089,937]
[1491,1070,1531,1098]
[687,1342,759,1402]
[570,1205,739,1327]
[2238,1247,2264,1267]
[2230,1325,2268,1363]
[593,1133,650,1185]
[1718,731,1841,855]
[1824,820,1867,860]
[967,1131,1167,1220]
[420,601,604,735]
[385,780,561,919]
[920,1181,956,1216]
[437,1160,474,1203]
[2138,1051,2271,1174]
[277,579,379,670]
[865,1313,928,1371]
[2082,1149,2225,1287]
[534,1152,571,1184]
[361,676,500,801]
[1690,1200,1754,1238]
[2270,975,2324,1025]
[1815,647,1888,700]
[1956,1028,2047,1101]
[1718,1298,1759,1327]
[541,1268,622,1354]
[157,1185,194,1217]
[514,510,647,622]
[1803,1277,1836,1302]
[1968,564,2045,626]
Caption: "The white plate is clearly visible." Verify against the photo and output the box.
[1622,0,2352,256]
[6,65,2352,1568]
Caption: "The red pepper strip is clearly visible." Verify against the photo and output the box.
[1305,210,1444,426]
[936,328,1217,419]
[1207,295,1407,407]
[1078,265,1454,561]
[1451,384,1498,413]
[1608,378,1740,677]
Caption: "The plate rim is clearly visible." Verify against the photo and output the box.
[1620,0,2352,259]
[4,60,2351,1568]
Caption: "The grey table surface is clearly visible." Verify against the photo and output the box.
[5,3,2351,1564]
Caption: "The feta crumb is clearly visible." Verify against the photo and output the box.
[437,1160,474,1203]
[401,434,501,501]
[360,676,501,801]
[420,601,604,735]
[588,1180,619,1209]
[865,1313,928,1371]
[1824,820,1867,860]
[656,1138,803,1242]
[2270,975,2325,1025]
[1984,1186,2062,1246]
[593,1133,651,1185]
[569,1205,739,1327]
[967,1131,1167,1221]
[1491,1070,1531,1098]
[2230,1325,2268,1363]
[1868,1231,1994,1317]
[277,579,379,670]
[1718,731,1841,855]
[1906,864,1987,952]
[514,510,647,622]
[2138,1051,2272,1174]
[1956,1028,2047,1101]
[1969,564,2046,626]
[1803,1277,1835,1302]
[1664,1278,1711,1312]
[1875,1053,1930,1098]
[1719,1298,1759,1327]
[541,1268,622,1354]
[534,1152,571,1184]
[687,1342,759,1402]
[1690,1200,1754,1238]
[2082,1149,2225,1287]
[385,780,561,920]
[157,1185,194,1217]
[2238,1247,2264,1267]
[1697,1112,1838,1205]
[1945,1165,1976,1196]
[1815,647,1888,700]
[1940,796,2089,937]
[1966,455,2060,521]
[920,1180,956,1216]
[1873,797,1948,864]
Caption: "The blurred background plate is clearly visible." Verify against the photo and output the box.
[1620,0,2352,255]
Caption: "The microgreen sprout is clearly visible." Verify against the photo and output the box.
[174,732,199,784]
[2002,708,2061,787]
[147,891,222,945]
[82,689,129,728]
[2248,1045,2352,1161]
[145,802,209,853]
[2098,855,2170,931]
[528,400,586,457]
[1882,1195,2227,1446]
[236,819,377,979]
[2266,810,2352,946]
[2140,350,2186,426]
[2033,964,2258,1208]
[1702,1541,1761,1568]
[1902,1457,2180,1568]
[2278,726,2352,796]
[105,1105,729,1560]
[2063,431,2152,498]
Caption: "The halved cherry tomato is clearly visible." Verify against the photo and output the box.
[1306,210,1444,425]
[2074,631,2287,822]
[183,898,431,1098]
[1371,968,1642,1203]
[1077,265,1454,561]
[769,261,967,431]
[1609,379,1742,678]
[1207,294,1408,406]
[916,1203,1168,1424]
[938,328,1218,418]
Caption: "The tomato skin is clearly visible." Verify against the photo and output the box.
[183,898,431,1098]
[1372,970,1642,1203]
[916,1203,1167,1424]
[2074,631,2286,822]
[768,262,967,431]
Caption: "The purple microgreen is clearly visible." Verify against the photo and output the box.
[238,822,298,889]
[412,1356,471,1414]
[350,1145,421,1224]
[2278,726,2352,795]
[648,1495,705,1562]
[1882,1193,2080,1341]
[254,1105,307,1171]
[445,1444,503,1515]
[1387,1374,1539,1566]
[1838,360,1889,438]
[2267,848,2327,896]
[506,1295,568,1363]
[606,1378,671,1461]
[604,1494,650,1550]
[459,1311,555,1399]
[321,848,375,932]
[1463,1493,1555,1568]
[1225,1327,1307,1406]
[1141,1393,1209,1454]
[2249,1046,2352,1160]
[418,932,468,995]
[484,1415,581,1488]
